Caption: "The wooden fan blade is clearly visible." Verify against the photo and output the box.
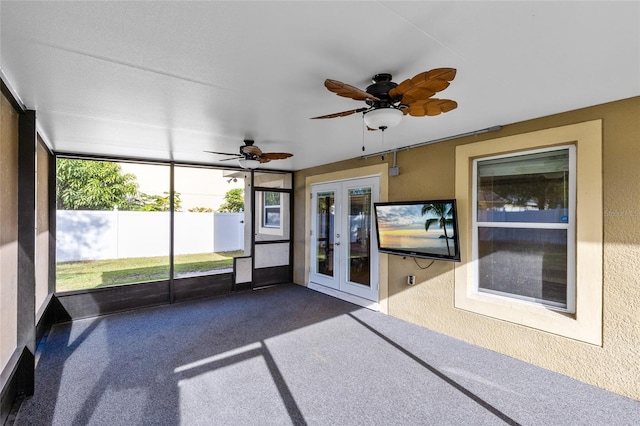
[406,99,458,117]
[399,88,437,105]
[219,156,242,162]
[389,68,456,99]
[260,152,293,161]
[241,145,262,156]
[204,150,238,156]
[324,79,380,102]
[311,107,368,119]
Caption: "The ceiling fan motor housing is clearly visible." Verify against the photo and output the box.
[240,140,260,159]
[366,73,402,108]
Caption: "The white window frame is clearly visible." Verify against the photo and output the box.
[262,191,281,229]
[454,120,603,345]
[256,190,285,237]
[471,145,576,313]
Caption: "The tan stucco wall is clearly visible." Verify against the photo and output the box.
[293,96,640,400]
[0,91,20,371]
[35,137,50,314]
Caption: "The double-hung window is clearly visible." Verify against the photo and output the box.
[455,120,602,345]
[263,191,281,228]
[472,146,576,312]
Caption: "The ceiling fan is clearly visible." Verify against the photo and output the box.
[205,139,293,169]
[311,68,458,130]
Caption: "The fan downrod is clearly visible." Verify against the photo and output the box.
[372,73,392,83]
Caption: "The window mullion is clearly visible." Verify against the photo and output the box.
[476,222,570,230]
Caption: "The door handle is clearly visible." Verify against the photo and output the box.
[335,242,340,246]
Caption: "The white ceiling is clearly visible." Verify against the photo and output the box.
[1,1,639,170]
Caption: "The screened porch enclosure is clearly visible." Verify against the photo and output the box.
[53,157,293,318]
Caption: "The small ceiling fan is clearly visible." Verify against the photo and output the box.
[311,68,458,130]
[205,139,293,169]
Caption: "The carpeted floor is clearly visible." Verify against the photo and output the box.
[15,284,640,425]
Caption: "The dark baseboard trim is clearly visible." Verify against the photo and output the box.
[254,265,291,288]
[1,292,63,425]
[0,349,20,426]
[35,294,70,346]
[0,347,34,425]
[55,280,171,320]
[173,273,233,303]
[54,273,237,321]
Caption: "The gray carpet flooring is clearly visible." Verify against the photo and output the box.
[15,284,640,425]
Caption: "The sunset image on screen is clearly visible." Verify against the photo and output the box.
[375,202,456,256]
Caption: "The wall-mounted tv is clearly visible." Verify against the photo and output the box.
[373,199,460,262]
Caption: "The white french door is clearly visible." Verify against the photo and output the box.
[310,177,379,302]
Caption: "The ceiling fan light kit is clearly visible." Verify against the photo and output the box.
[363,107,403,130]
[238,158,261,169]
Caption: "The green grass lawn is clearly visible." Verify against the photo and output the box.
[56,251,244,292]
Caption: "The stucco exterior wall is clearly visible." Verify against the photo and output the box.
[293,96,640,400]
[0,91,19,371]
[35,137,50,313]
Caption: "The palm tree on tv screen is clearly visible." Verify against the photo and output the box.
[421,203,454,255]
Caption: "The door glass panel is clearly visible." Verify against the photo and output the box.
[173,166,245,279]
[315,191,334,277]
[347,187,371,286]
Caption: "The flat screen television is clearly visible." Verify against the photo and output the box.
[373,199,460,262]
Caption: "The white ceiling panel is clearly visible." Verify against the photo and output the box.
[1,1,639,170]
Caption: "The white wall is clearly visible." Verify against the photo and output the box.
[57,210,244,262]
[213,213,244,252]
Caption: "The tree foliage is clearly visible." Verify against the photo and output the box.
[479,174,567,211]
[218,188,244,212]
[264,191,280,205]
[57,158,181,211]
[57,159,139,210]
[128,192,181,212]
[188,207,214,213]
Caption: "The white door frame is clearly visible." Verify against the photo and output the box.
[309,176,380,309]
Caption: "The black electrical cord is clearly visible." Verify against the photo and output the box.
[402,256,435,270]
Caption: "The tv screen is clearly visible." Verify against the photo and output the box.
[373,199,460,262]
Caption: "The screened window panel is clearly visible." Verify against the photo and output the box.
[55,160,170,291]
[173,166,245,279]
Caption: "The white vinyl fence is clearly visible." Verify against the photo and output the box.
[57,210,244,262]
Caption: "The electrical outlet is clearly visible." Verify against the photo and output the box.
[407,275,415,286]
